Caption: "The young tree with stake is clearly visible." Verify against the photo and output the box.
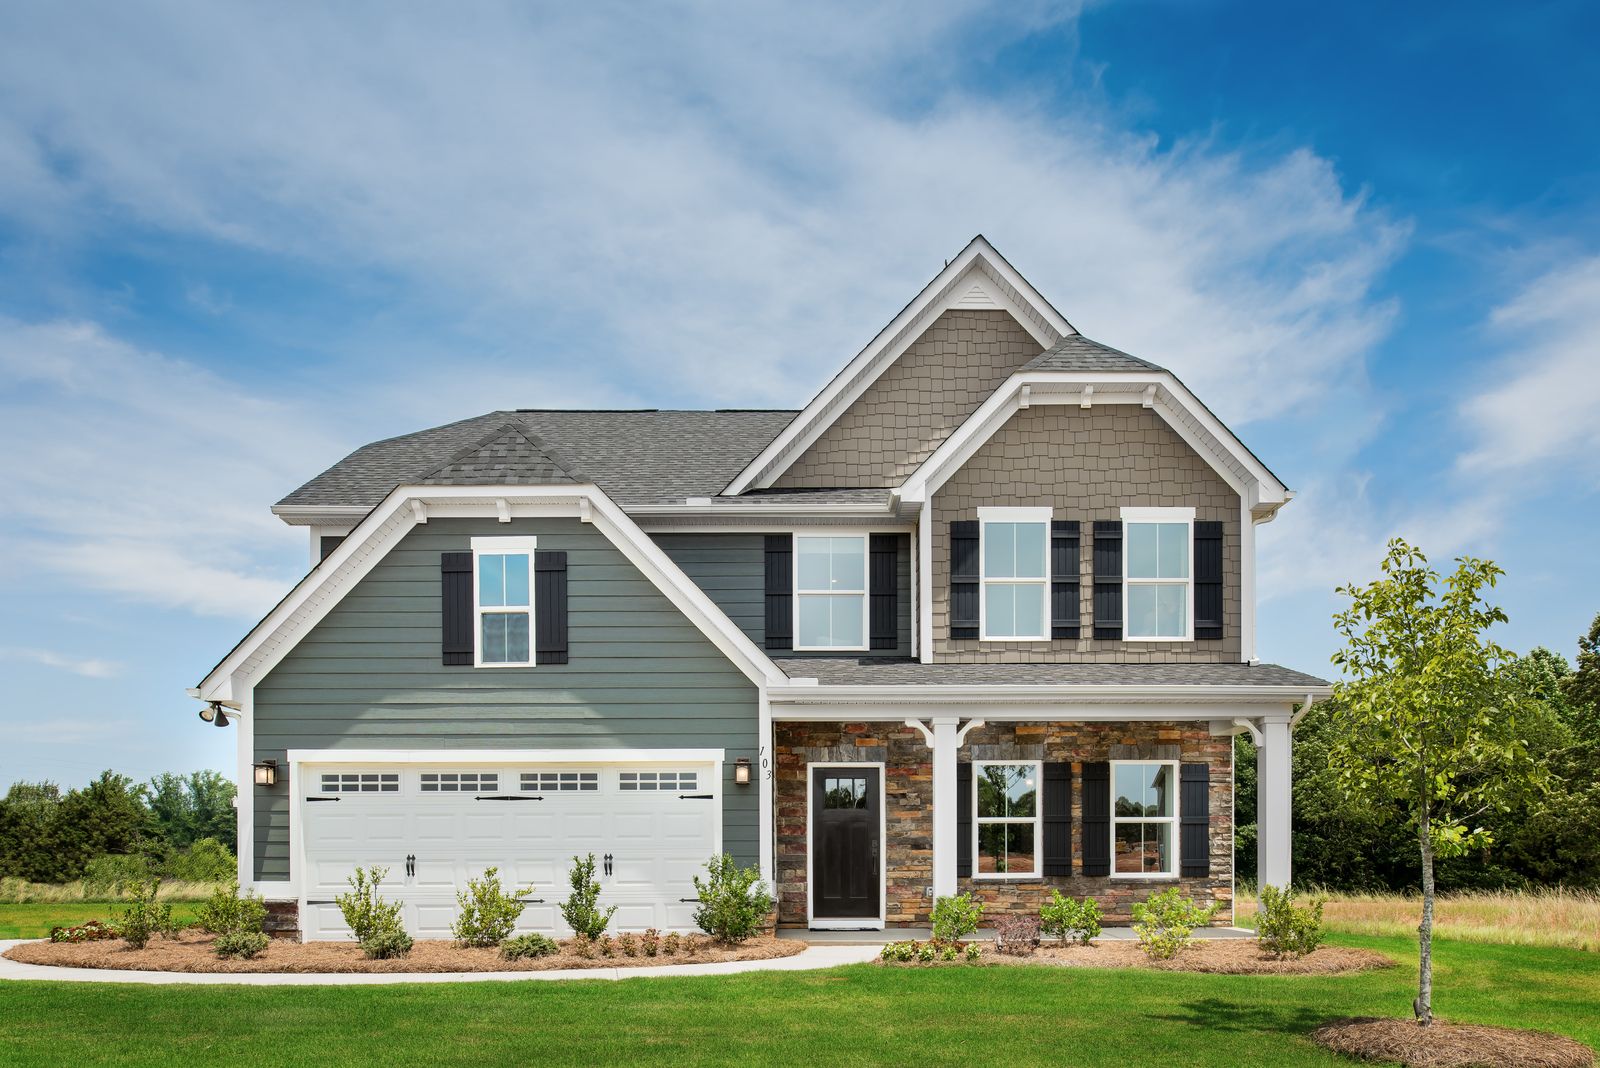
[1326,539,1540,1026]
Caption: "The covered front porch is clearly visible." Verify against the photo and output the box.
[762,666,1314,933]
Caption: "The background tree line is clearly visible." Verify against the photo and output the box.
[0,769,237,884]
[1237,612,1600,891]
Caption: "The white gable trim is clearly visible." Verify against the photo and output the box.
[894,371,1290,509]
[196,484,785,704]
[723,237,1071,495]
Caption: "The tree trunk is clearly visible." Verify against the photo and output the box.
[1416,818,1434,1026]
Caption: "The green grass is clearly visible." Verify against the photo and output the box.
[0,934,1596,1067]
[0,902,202,939]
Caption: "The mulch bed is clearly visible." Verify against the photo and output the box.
[1312,1017,1595,1068]
[884,939,1395,975]
[4,931,804,974]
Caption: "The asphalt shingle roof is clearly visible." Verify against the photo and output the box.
[277,409,800,511]
[1022,334,1165,373]
[770,658,1330,687]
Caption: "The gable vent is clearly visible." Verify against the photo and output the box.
[950,282,999,309]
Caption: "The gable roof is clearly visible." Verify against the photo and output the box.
[722,236,1074,494]
[275,409,798,516]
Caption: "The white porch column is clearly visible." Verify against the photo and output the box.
[907,715,984,900]
[1255,714,1294,891]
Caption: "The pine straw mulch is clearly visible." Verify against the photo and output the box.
[1311,1017,1595,1068]
[4,931,804,974]
[885,939,1395,975]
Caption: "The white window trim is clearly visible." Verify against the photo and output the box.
[471,535,538,668]
[971,759,1044,880]
[791,531,871,652]
[1109,758,1180,880]
[1120,506,1194,643]
[977,507,1051,642]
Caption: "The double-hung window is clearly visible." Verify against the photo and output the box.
[794,534,868,650]
[472,536,537,667]
[979,507,1049,640]
[973,761,1040,878]
[1111,760,1178,877]
[1123,507,1193,641]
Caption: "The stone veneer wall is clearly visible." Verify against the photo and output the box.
[775,721,1234,928]
[774,310,1043,489]
[931,404,1243,663]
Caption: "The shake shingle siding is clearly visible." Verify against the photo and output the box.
[251,517,759,882]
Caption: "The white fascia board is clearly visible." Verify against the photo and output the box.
[895,371,1289,508]
[287,748,726,765]
[197,484,785,703]
[770,701,1309,722]
[724,239,1070,495]
[271,504,369,527]
[766,683,1331,706]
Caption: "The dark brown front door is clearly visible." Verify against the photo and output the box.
[811,766,881,921]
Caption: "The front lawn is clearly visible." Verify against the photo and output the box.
[1,934,1596,1067]
[0,902,202,940]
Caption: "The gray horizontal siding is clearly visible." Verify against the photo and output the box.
[654,532,912,657]
[252,517,758,882]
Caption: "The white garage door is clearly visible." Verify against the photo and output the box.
[299,761,719,940]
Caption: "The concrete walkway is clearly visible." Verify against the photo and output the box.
[0,940,882,986]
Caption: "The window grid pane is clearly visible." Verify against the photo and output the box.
[520,771,599,792]
[618,770,698,791]
[321,773,399,794]
[419,772,499,793]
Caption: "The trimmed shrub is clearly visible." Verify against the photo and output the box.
[1132,887,1220,960]
[963,942,982,962]
[640,928,661,957]
[661,931,682,956]
[335,866,405,943]
[500,933,559,960]
[1040,890,1102,945]
[930,892,984,944]
[361,929,414,959]
[1257,884,1326,958]
[117,880,173,949]
[993,914,1041,956]
[880,940,917,962]
[451,866,529,947]
[560,854,617,940]
[214,931,270,959]
[195,881,267,936]
[692,854,774,944]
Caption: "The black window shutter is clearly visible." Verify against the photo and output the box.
[319,535,346,562]
[764,535,793,651]
[534,551,568,665]
[1092,521,1123,640]
[1043,762,1072,876]
[869,534,898,650]
[1050,521,1080,639]
[1194,522,1224,640]
[440,552,474,666]
[949,521,980,640]
[1080,762,1110,877]
[1180,763,1211,877]
[956,762,973,878]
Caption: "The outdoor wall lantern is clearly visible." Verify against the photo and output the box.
[734,758,752,786]
[252,760,279,787]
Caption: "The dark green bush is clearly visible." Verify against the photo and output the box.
[691,854,773,943]
[335,866,404,943]
[499,933,559,960]
[930,892,984,943]
[1132,888,1220,960]
[117,879,174,949]
[195,881,267,935]
[360,929,413,959]
[213,931,270,959]
[1039,890,1102,945]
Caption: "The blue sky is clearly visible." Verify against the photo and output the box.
[1,1,1597,787]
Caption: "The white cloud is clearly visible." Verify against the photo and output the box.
[1458,255,1600,479]
[0,2,1401,423]
[0,647,122,679]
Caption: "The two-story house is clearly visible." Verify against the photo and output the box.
[193,237,1328,939]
